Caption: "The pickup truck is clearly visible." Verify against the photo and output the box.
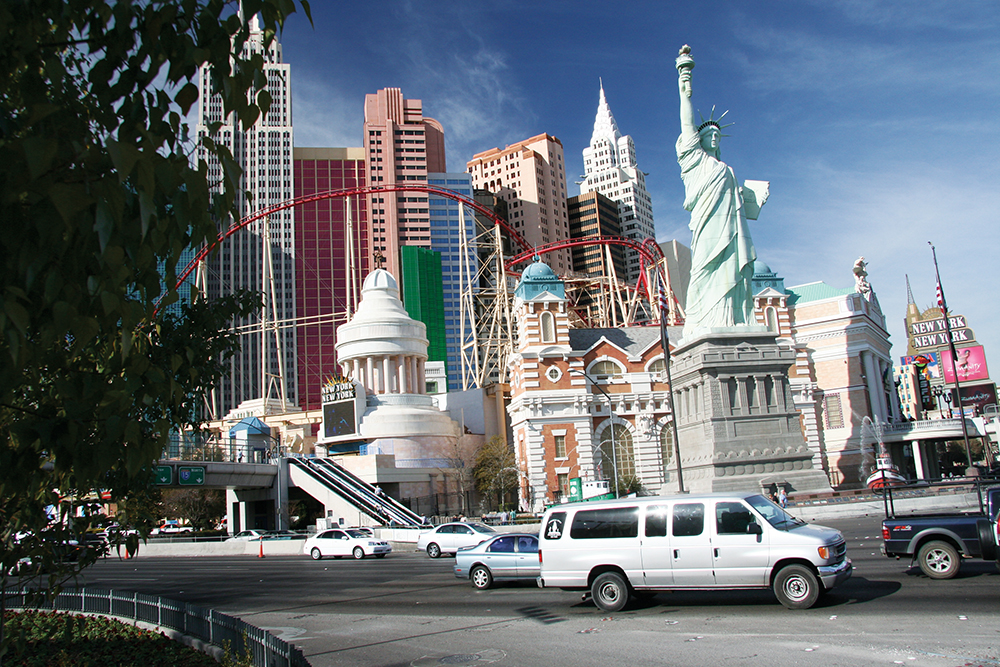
[881,484,1000,579]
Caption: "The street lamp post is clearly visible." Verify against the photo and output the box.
[570,369,620,498]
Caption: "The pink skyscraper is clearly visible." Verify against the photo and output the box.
[363,88,446,279]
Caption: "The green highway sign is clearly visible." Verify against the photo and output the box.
[154,466,173,485]
[178,466,205,486]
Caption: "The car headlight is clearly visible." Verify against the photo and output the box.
[817,545,833,560]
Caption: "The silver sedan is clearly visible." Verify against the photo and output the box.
[453,533,539,589]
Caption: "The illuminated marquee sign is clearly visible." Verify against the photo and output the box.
[320,378,365,442]
[909,315,976,351]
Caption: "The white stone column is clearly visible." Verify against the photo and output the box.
[912,440,927,480]
[863,352,887,420]
[417,358,426,393]
[382,356,393,394]
[353,359,361,385]
[398,354,410,394]
[365,357,374,392]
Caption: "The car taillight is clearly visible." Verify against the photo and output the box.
[881,525,891,541]
[538,549,542,564]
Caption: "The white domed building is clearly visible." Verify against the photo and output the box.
[334,269,469,510]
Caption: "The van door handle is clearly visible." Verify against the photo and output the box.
[714,548,719,558]
[673,549,679,559]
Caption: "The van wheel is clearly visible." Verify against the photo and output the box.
[471,565,493,590]
[591,572,629,612]
[774,565,820,609]
[427,543,441,559]
[917,540,959,579]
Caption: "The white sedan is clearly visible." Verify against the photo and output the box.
[304,528,392,560]
[416,522,497,558]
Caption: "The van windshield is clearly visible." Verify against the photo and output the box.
[746,494,806,531]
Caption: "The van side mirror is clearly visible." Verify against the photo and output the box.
[748,522,763,535]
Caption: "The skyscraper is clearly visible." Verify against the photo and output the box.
[426,173,477,391]
[196,15,298,418]
[580,83,655,284]
[363,88,446,279]
[467,134,572,274]
[293,147,369,411]
[567,190,626,279]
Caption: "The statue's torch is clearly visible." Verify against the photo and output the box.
[676,45,694,97]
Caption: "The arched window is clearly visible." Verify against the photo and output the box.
[590,359,623,380]
[648,358,666,376]
[540,311,555,343]
[598,423,635,482]
[660,425,673,465]
[765,307,779,333]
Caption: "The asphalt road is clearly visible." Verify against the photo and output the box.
[74,517,1000,667]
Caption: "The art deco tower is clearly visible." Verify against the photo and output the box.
[580,83,655,284]
[196,15,297,417]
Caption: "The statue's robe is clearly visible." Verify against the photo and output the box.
[676,129,756,334]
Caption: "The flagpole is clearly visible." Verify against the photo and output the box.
[928,241,977,477]
[658,272,685,493]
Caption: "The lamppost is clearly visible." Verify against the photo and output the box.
[570,369,620,498]
[932,385,946,419]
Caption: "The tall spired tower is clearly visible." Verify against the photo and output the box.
[580,82,656,284]
[196,15,297,418]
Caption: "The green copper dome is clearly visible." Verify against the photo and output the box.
[515,256,565,301]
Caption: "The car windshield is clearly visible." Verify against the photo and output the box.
[468,523,496,534]
[745,494,806,531]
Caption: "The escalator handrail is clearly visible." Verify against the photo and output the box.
[290,458,424,526]
[310,458,425,525]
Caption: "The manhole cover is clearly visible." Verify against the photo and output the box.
[439,655,480,665]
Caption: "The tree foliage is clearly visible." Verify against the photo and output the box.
[472,436,517,511]
[161,488,225,531]
[0,0,311,604]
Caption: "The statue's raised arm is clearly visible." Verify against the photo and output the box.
[677,45,696,134]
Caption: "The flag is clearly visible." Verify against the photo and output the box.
[935,278,946,316]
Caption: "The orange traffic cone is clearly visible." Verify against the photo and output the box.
[258,540,265,558]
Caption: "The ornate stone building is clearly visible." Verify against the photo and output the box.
[507,259,682,511]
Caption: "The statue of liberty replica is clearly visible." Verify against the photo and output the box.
[676,44,766,336]
[666,45,832,496]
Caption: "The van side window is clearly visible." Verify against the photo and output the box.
[716,502,754,534]
[645,505,668,537]
[672,503,704,537]
[545,512,567,540]
[570,507,639,539]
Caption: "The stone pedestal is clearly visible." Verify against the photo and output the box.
[670,327,832,495]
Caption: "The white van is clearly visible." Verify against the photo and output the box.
[537,492,852,611]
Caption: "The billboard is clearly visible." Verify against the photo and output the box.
[901,352,940,379]
[320,378,365,442]
[951,383,997,414]
[939,345,990,384]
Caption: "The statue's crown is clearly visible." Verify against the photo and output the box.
[697,106,733,136]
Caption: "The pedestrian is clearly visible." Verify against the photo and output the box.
[778,487,788,508]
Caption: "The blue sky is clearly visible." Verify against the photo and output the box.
[277,1,1000,367]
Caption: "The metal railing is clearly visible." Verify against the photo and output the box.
[3,588,310,667]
